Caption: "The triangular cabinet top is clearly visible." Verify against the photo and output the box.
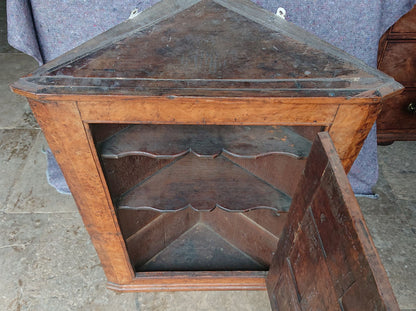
[12,0,402,100]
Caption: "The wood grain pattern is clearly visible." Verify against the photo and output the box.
[77,98,341,125]
[329,103,381,172]
[27,99,134,285]
[108,271,267,292]
[266,132,399,311]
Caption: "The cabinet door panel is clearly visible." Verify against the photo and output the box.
[266,132,399,311]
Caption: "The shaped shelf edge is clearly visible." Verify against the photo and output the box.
[100,125,312,159]
[117,154,291,212]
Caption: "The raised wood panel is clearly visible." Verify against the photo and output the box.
[287,207,339,310]
[378,41,416,87]
[266,132,399,311]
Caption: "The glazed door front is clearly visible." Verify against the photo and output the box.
[266,132,399,311]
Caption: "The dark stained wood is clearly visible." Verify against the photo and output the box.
[266,130,331,290]
[117,209,161,239]
[125,208,200,269]
[377,5,416,143]
[120,207,283,272]
[20,76,386,98]
[390,5,416,35]
[268,258,302,311]
[90,123,131,144]
[377,89,416,141]
[11,0,401,99]
[224,154,306,197]
[379,41,416,87]
[200,208,280,267]
[243,209,288,238]
[287,125,325,141]
[47,0,367,81]
[138,223,265,271]
[287,208,339,310]
[118,154,291,212]
[101,156,174,199]
[100,124,312,159]
[266,132,399,311]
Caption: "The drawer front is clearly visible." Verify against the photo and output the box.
[377,89,416,131]
[378,41,416,87]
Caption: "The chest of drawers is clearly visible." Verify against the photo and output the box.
[377,5,416,143]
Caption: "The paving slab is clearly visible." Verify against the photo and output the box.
[0,129,39,209]
[360,200,416,310]
[378,141,416,201]
[358,164,416,310]
[136,291,271,311]
[5,131,76,213]
[0,211,138,311]
[0,53,38,83]
[0,53,38,129]
[0,210,272,311]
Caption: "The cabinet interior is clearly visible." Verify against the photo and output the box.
[90,124,324,273]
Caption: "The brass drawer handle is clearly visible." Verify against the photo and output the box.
[408,102,416,114]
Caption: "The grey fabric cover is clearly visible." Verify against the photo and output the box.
[7,0,416,195]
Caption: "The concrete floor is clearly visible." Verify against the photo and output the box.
[0,8,415,311]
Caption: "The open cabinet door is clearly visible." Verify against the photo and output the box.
[266,132,399,311]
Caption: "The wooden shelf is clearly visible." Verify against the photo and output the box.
[100,125,312,159]
[118,154,291,212]
[121,207,285,272]
[137,223,266,272]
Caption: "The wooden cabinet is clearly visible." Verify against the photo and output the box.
[377,5,416,143]
[12,0,402,308]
